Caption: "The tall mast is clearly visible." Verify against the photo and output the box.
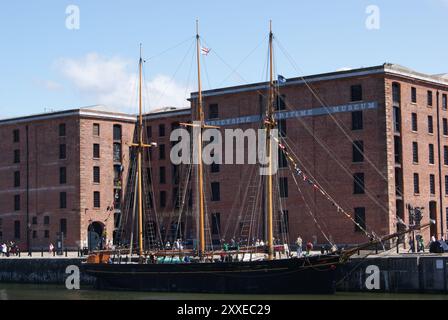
[130,44,156,259]
[196,20,206,257]
[137,44,144,258]
[266,20,275,261]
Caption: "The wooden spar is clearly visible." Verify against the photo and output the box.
[196,20,206,257]
[266,20,275,261]
[129,44,157,260]
[340,221,433,260]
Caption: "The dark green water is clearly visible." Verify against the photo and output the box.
[0,284,447,300]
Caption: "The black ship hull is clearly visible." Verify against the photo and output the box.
[82,254,341,294]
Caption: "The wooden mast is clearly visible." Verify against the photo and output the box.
[131,44,156,260]
[196,20,206,257]
[266,20,275,260]
[137,44,144,258]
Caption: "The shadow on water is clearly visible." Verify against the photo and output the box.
[1,284,448,300]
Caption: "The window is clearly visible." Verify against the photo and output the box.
[14,149,20,164]
[32,230,37,239]
[113,125,122,141]
[430,174,435,195]
[354,207,366,232]
[279,210,289,234]
[443,94,447,110]
[211,213,221,235]
[159,124,166,137]
[59,144,66,160]
[395,168,402,196]
[392,83,401,104]
[93,191,100,208]
[279,177,289,198]
[172,165,179,184]
[159,144,166,160]
[412,142,419,163]
[93,144,100,158]
[14,171,20,187]
[146,126,152,138]
[172,187,179,208]
[444,118,448,136]
[428,91,433,106]
[14,221,20,239]
[159,167,166,184]
[93,166,100,183]
[276,95,286,111]
[160,191,166,208]
[279,148,288,168]
[394,136,401,164]
[428,115,434,134]
[411,87,417,103]
[60,219,67,235]
[393,107,401,133]
[429,144,434,164]
[445,176,448,196]
[171,122,180,131]
[411,113,418,132]
[354,173,365,194]
[351,111,363,130]
[60,167,67,184]
[32,217,37,225]
[14,195,20,211]
[352,140,364,163]
[414,173,420,194]
[211,162,220,173]
[445,146,448,165]
[278,119,287,137]
[211,182,220,201]
[44,216,50,225]
[93,123,100,136]
[113,143,121,162]
[350,85,363,102]
[60,192,67,209]
[59,123,66,137]
[13,129,20,143]
[209,104,219,119]
[44,230,49,238]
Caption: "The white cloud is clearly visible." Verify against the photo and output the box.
[55,53,191,113]
[34,79,64,91]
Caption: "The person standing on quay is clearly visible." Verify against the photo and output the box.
[49,243,54,255]
[295,236,303,257]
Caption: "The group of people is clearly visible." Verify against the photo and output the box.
[406,234,448,254]
[1,241,20,257]
[164,239,184,251]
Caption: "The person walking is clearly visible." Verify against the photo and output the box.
[408,236,415,253]
[295,236,303,257]
[49,243,54,255]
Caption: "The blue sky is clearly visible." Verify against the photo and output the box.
[0,0,447,118]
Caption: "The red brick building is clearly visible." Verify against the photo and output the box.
[191,63,448,246]
[2,63,448,250]
[0,106,136,250]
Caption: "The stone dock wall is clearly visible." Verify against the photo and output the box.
[0,255,447,293]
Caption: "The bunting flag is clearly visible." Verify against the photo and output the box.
[201,47,211,55]
[274,135,375,239]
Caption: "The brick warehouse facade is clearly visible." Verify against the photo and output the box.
[191,63,448,246]
[0,107,136,250]
[1,63,448,250]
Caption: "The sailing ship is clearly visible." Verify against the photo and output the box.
[82,21,431,294]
